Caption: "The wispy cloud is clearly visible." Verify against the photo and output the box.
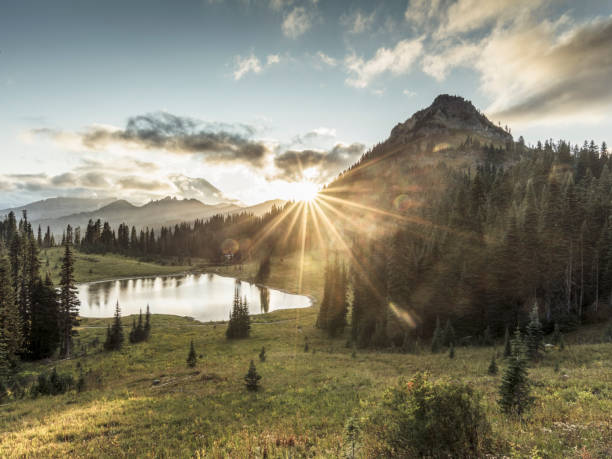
[315,51,337,67]
[233,53,263,80]
[341,9,376,35]
[344,38,424,88]
[272,143,365,183]
[282,6,313,38]
[32,112,271,167]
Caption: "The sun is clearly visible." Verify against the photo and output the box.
[288,181,319,202]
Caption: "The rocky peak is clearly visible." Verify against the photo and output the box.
[389,94,512,146]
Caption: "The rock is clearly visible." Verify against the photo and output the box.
[152,379,161,386]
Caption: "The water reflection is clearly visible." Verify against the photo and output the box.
[77,273,311,321]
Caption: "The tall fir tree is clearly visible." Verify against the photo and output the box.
[499,327,532,415]
[58,242,80,358]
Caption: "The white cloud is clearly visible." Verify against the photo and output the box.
[344,38,424,88]
[402,89,416,97]
[341,9,376,35]
[282,6,313,38]
[233,54,262,80]
[267,54,281,65]
[405,0,444,24]
[315,51,337,67]
[437,0,545,38]
[421,43,479,81]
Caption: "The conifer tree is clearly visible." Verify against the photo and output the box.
[244,359,261,391]
[431,316,443,353]
[482,325,494,346]
[144,304,151,339]
[448,341,455,359]
[526,304,543,360]
[259,346,266,362]
[552,322,562,346]
[499,327,532,415]
[0,257,22,364]
[488,355,498,375]
[443,319,455,346]
[104,301,124,351]
[58,242,80,358]
[186,340,197,368]
[503,326,511,358]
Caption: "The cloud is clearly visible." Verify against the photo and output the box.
[267,54,281,65]
[344,37,424,88]
[484,16,612,124]
[233,54,262,80]
[273,143,365,182]
[116,176,172,191]
[34,112,271,167]
[315,51,337,67]
[405,0,445,24]
[282,6,313,38]
[402,89,416,97]
[341,9,376,35]
[437,0,545,38]
[421,42,479,81]
[290,127,337,147]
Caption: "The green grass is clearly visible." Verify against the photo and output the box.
[40,247,196,284]
[3,251,610,457]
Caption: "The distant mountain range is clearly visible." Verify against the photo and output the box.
[1,196,286,235]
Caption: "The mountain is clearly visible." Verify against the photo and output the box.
[321,94,516,235]
[32,196,286,235]
[0,197,117,221]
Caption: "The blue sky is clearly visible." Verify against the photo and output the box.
[1,0,611,208]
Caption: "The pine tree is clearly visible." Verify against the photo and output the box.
[104,301,124,351]
[144,304,151,339]
[431,316,443,353]
[0,257,22,364]
[552,322,561,345]
[503,326,511,358]
[499,327,532,415]
[443,319,455,346]
[482,325,494,346]
[259,346,266,362]
[244,360,261,391]
[526,304,543,360]
[488,355,498,375]
[186,340,197,368]
[448,341,455,359]
[58,242,80,358]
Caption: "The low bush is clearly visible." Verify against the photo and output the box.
[30,368,74,397]
[363,373,491,458]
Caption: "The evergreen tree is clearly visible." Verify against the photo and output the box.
[259,346,266,362]
[448,341,455,359]
[488,355,498,375]
[186,340,197,367]
[499,327,532,415]
[0,257,22,365]
[104,301,124,351]
[482,325,494,346]
[552,322,562,345]
[525,304,543,360]
[503,326,511,358]
[226,287,250,339]
[144,304,151,339]
[28,274,60,359]
[431,316,443,353]
[244,360,261,391]
[58,242,80,358]
[443,319,455,346]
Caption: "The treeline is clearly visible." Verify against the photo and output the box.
[343,139,612,348]
[75,203,317,262]
[0,212,80,379]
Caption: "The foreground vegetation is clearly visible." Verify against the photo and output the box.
[1,307,611,457]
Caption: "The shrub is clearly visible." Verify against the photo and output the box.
[31,368,74,397]
[363,373,491,458]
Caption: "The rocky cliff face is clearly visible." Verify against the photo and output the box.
[388,94,512,148]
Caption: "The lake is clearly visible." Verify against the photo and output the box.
[77,273,311,321]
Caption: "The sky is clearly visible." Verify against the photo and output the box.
[1,0,611,208]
